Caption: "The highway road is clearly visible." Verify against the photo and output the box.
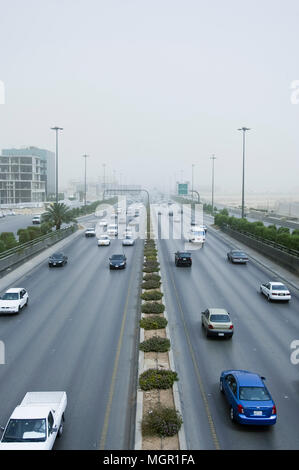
[0,212,143,449]
[153,203,299,450]
[0,214,35,237]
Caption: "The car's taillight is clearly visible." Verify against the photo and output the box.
[237,404,244,414]
[229,325,234,329]
[272,405,276,415]
[208,324,214,329]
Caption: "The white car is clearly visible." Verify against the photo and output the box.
[99,219,108,227]
[98,235,111,246]
[123,229,133,238]
[107,224,118,237]
[122,235,134,246]
[85,228,96,237]
[0,391,67,450]
[260,282,291,302]
[0,288,29,314]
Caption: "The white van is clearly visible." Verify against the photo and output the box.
[188,225,206,244]
[32,215,41,225]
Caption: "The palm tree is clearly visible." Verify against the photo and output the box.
[43,202,76,230]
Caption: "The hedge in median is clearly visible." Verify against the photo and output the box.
[142,280,161,290]
[141,302,165,314]
[139,369,178,391]
[142,404,183,437]
[141,291,163,301]
[139,336,170,353]
[143,273,161,282]
[140,316,168,330]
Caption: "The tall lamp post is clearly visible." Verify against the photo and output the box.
[238,127,251,218]
[191,164,195,201]
[102,163,106,199]
[82,154,89,206]
[210,155,216,215]
[51,126,63,203]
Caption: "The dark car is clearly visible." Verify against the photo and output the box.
[175,251,192,267]
[168,211,173,217]
[48,252,68,267]
[109,254,127,270]
[227,249,248,264]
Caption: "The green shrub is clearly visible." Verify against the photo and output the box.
[140,316,168,330]
[143,273,161,282]
[139,336,170,353]
[142,405,183,437]
[0,232,18,249]
[143,266,160,273]
[141,291,163,301]
[139,369,178,391]
[40,222,53,235]
[141,302,165,314]
[142,280,161,290]
[17,229,31,244]
[0,240,6,252]
[145,255,157,261]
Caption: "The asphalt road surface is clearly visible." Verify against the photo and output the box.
[153,204,299,450]
[0,222,143,449]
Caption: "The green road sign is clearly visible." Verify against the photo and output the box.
[178,183,188,195]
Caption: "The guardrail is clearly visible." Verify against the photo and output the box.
[224,225,299,258]
[0,225,78,275]
[0,225,77,260]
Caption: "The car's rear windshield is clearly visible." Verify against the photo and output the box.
[232,252,246,256]
[239,386,271,401]
[179,253,191,257]
[272,284,287,291]
[210,314,230,323]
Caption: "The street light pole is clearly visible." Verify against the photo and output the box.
[238,127,251,218]
[210,155,216,214]
[191,164,195,201]
[82,154,89,206]
[51,126,63,203]
[102,163,106,199]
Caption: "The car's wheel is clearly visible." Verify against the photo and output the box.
[219,380,224,393]
[18,306,21,314]
[267,294,271,302]
[230,406,235,422]
[25,298,29,307]
[57,421,64,437]
[206,329,210,338]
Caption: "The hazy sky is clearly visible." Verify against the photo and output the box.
[0,0,299,196]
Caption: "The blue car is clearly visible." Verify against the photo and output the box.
[220,370,277,426]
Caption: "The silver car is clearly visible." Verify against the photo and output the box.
[201,308,234,338]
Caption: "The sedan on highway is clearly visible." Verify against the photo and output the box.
[260,281,291,302]
[48,252,68,267]
[201,308,233,338]
[85,228,96,237]
[122,235,134,246]
[99,219,108,227]
[175,251,192,267]
[98,235,110,246]
[219,370,277,425]
[0,288,28,314]
[107,224,118,237]
[227,249,248,264]
[109,254,127,270]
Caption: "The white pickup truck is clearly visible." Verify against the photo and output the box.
[0,391,67,450]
